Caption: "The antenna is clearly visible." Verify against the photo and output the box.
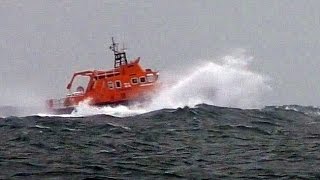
[109,37,119,53]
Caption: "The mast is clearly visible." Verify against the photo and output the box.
[109,37,128,68]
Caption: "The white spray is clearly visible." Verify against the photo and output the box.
[150,53,270,109]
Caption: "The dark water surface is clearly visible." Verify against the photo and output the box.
[1,104,320,179]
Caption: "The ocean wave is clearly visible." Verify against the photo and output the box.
[1,104,320,178]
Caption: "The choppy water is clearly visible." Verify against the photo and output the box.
[1,104,320,179]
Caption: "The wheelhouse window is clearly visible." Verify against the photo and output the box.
[146,74,155,83]
[107,81,114,89]
[115,80,122,88]
[139,76,146,83]
[131,77,138,85]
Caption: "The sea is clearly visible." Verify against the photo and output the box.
[1,104,320,179]
[1,54,319,179]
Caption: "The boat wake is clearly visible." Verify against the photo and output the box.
[37,50,271,118]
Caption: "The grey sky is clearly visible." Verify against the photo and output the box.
[0,0,319,106]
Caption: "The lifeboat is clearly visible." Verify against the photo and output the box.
[46,38,159,114]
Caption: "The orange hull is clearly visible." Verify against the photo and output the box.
[46,38,159,114]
